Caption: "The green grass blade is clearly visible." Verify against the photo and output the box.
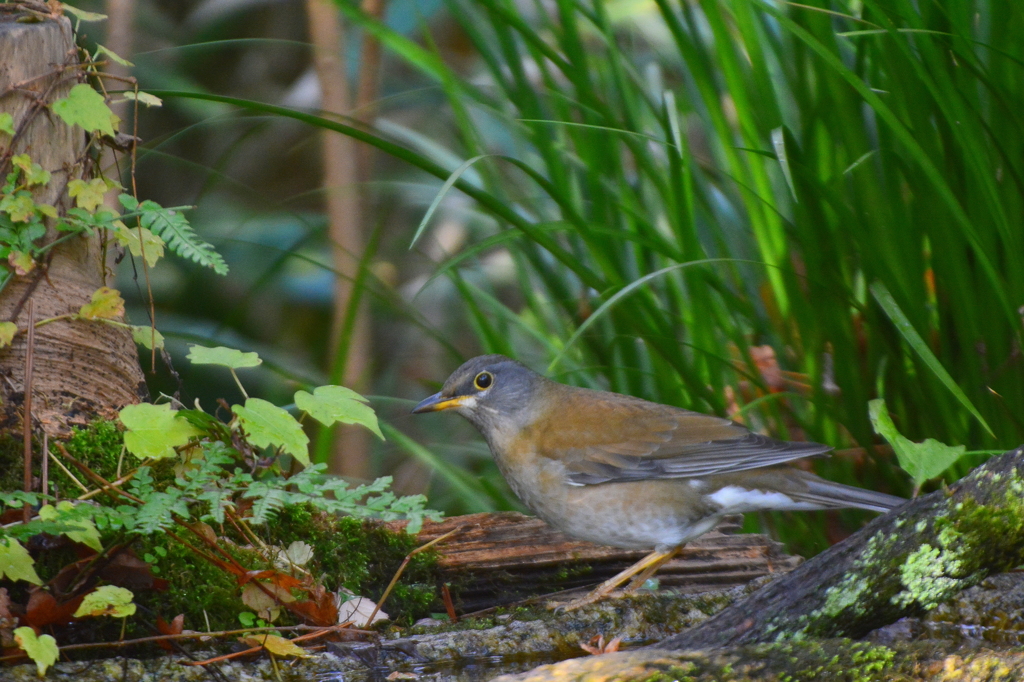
[870,281,994,437]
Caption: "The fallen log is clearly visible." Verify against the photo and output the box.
[393,511,801,613]
[660,445,1024,649]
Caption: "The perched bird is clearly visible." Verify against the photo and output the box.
[413,354,902,609]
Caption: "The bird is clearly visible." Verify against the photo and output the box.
[413,354,903,610]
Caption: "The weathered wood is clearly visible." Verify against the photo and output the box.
[393,511,801,612]
[0,9,145,437]
[659,445,1024,649]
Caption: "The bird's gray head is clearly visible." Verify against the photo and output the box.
[411,354,546,437]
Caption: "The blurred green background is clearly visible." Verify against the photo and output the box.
[87,0,1024,557]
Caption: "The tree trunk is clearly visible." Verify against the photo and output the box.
[304,0,372,479]
[0,11,145,437]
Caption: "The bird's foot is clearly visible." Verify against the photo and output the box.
[546,547,683,611]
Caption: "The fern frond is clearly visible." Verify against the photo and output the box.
[135,490,188,534]
[245,484,287,524]
[137,200,228,275]
[197,487,234,524]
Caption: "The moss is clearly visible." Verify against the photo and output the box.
[0,420,125,498]
[891,543,969,609]
[814,532,897,623]
[133,533,255,632]
[753,640,896,682]
[641,663,697,682]
[553,563,594,583]
[262,505,441,624]
[891,480,1024,611]
[57,419,178,490]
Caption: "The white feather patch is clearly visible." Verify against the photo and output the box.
[708,485,817,512]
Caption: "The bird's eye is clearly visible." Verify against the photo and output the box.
[473,371,494,390]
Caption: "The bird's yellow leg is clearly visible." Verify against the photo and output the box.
[625,545,681,592]
[549,546,680,611]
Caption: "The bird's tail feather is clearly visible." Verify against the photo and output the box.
[790,476,904,513]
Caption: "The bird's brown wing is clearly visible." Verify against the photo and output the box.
[537,388,831,486]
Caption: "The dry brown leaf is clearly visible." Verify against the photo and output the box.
[240,582,294,622]
[580,634,622,656]
[155,614,184,651]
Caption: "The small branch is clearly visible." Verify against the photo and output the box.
[76,466,140,501]
[21,299,35,523]
[47,447,90,494]
[364,526,461,627]
[57,443,141,503]
[164,530,237,575]
[40,432,48,497]
[0,623,367,663]
[182,623,351,667]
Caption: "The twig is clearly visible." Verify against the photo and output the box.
[57,443,140,503]
[224,508,268,551]
[41,432,48,497]
[21,299,35,523]
[163,531,237,575]
[47,447,90,494]
[364,526,462,627]
[76,467,139,501]
[182,623,350,667]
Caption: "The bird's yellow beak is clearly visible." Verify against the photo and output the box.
[411,392,469,414]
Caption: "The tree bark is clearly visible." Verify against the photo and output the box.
[659,444,1024,649]
[0,11,146,437]
[304,0,372,479]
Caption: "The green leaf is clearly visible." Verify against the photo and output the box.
[123,91,163,107]
[61,3,107,21]
[869,399,966,487]
[0,321,17,348]
[233,398,310,467]
[0,537,42,584]
[1,192,37,222]
[0,113,14,136]
[8,250,35,276]
[95,44,133,67]
[11,154,49,186]
[130,325,165,350]
[74,585,136,618]
[295,385,383,440]
[38,501,102,551]
[118,193,139,211]
[52,84,118,137]
[187,345,261,369]
[14,627,58,677]
[68,178,118,212]
[78,286,124,320]
[120,403,202,460]
[112,220,164,268]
